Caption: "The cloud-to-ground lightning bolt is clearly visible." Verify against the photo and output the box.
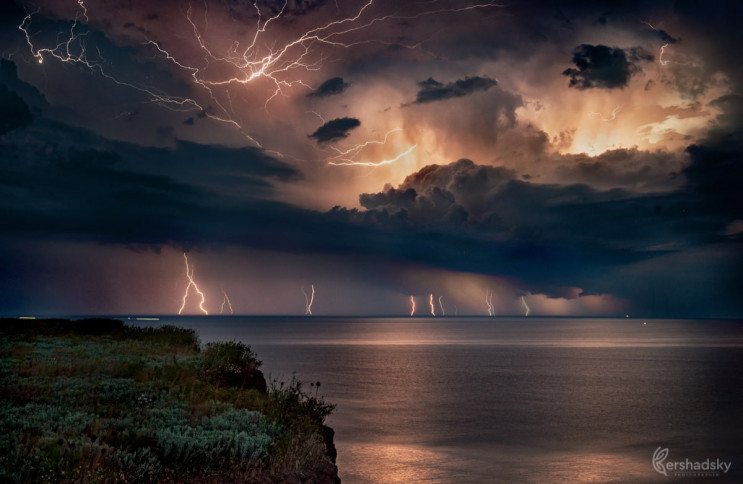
[178,253,208,315]
[438,296,446,316]
[589,106,621,121]
[485,288,494,317]
[220,288,234,315]
[520,296,530,317]
[19,1,502,153]
[429,293,436,316]
[302,284,315,315]
[410,295,416,317]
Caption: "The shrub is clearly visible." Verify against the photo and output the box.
[107,447,162,483]
[123,326,200,352]
[202,341,266,392]
[267,377,336,428]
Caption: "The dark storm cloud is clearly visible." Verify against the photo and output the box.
[0,70,305,246]
[648,28,676,44]
[0,126,306,247]
[0,0,23,27]
[682,132,743,220]
[709,94,743,129]
[256,0,327,16]
[328,149,742,314]
[672,0,743,87]
[410,76,497,105]
[0,146,206,244]
[308,117,360,143]
[562,44,649,89]
[0,60,50,112]
[552,148,686,191]
[207,0,327,23]
[307,77,349,98]
[0,84,33,135]
[350,159,677,249]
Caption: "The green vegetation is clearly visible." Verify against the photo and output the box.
[0,318,336,483]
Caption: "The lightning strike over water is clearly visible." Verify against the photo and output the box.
[438,296,446,316]
[178,253,208,315]
[486,289,494,317]
[220,288,234,315]
[520,296,531,317]
[302,284,315,315]
[429,293,436,317]
[410,295,416,317]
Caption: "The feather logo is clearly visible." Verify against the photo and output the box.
[653,446,669,476]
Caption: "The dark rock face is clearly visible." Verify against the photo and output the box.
[322,425,338,465]
[249,369,268,394]
[319,425,341,483]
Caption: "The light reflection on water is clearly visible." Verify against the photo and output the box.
[129,317,743,483]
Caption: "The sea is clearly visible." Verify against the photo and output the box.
[126,316,743,483]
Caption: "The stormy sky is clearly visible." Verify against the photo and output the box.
[0,0,741,317]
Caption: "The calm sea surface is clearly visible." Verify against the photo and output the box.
[129,317,743,483]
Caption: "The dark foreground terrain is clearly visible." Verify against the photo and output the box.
[0,318,339,483]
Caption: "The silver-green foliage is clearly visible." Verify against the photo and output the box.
[155,404,277,470]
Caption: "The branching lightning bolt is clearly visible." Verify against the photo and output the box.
[438,295,445,316]
[19,1,503,153]
[520,295,530,317]
[409,295,416,317]
[589,106,621,121]
[178,253,208,315]
[641,20,672,67]
[328,144,417,167]
[302,284,315,315]
[220,288,234,315]
[326,128,402,163]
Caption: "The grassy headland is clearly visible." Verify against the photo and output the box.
[0,318,338,483]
